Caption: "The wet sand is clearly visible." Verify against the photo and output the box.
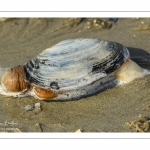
[0,18,150,132]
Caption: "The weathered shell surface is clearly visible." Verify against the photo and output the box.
[24,38,130,100]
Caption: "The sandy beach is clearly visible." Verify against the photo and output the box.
[0,18,150,132]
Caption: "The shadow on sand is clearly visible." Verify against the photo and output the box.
[127,47,150,69]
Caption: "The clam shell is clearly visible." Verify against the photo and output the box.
[24,38,130,100]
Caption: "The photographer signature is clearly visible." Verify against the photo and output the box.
[0,120,18,126]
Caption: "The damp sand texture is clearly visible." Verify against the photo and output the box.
[0,18,150,132]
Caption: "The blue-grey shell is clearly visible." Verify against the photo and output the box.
[24,38,130,100]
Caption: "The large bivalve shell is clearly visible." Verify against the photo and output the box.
[24,38,130,100]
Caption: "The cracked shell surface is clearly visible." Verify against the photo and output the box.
[24,38,130,100]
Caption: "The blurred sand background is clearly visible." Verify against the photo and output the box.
[0,18,150,132]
